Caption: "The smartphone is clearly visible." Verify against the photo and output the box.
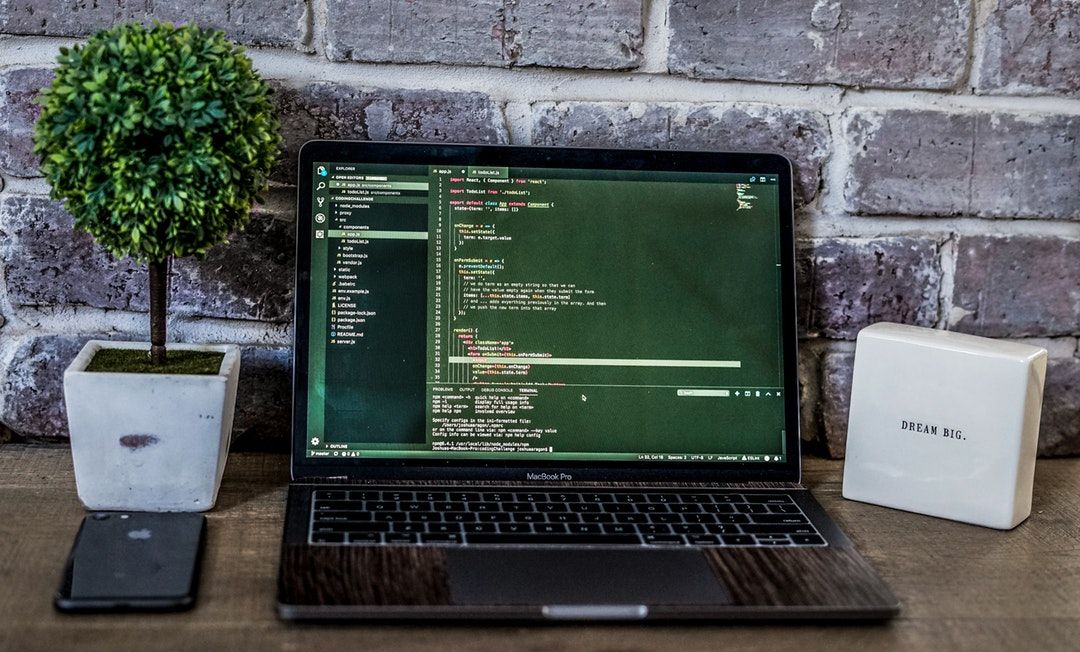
[55,512,206,612]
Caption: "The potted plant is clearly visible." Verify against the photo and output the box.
[33,22,281,511]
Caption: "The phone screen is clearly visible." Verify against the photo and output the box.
[57,512,205,611]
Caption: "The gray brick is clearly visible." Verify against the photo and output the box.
[819,349,855,459]
[1040,354,1080,456]
[532,102,829,205]
[326,0,642,69]
[232,346,291,447]
[844,109,1080,220]
[0,68,52,178]
[668,0,970,89]
[0,195,295,322]
[0,335,292,441]
[0,1,307,47]
[796,237,942,340]
[273,82,509,183]
[951,236,1080,338]
[976,0,1080,96]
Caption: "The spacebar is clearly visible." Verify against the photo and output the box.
[466,534,641,545]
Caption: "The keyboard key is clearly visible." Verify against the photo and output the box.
[384,533,417,544]
[504,502,535,513]
[410,512,441,522]
[536,523,567,534]
[687,535,720,546]
[582,513,614,523]
[382,491,414,501]
[704,524,740,535]
[672,504,702,513]
[420,533,462,544]
[742,524,817,535]
[366,501,394,512]
[613,493,644,503]
[721,535,755,546]
[312,532,344,543]
[645,494,676,503]
[516,493,547,502]
[513,512,543,523]
[750,514,809,525]
[433,502,466,512]
[477,512,511,522]
[315,500,364,511]
[757,539,791,546]
[568,524,602,534]
[716,514,751,524]
[417,491,447,502]
[347,490,380,501]
[536,502,568,513]
[672,524,706,534]
[497,523,531,534]
[569,503,602,513]
[348,533,380,544]
[427,523,461,534]
[547,493,581,503]
[602,503,635,513]
[392,523,424,534]
[683,513,717,524]
[449,492,481,502]
[643,535,684,545]
[444,512,475,523]
[314,522,390,533]
[464,523,497,534]
[602,524,636,535]
[681,494,714,504]
[792,535,826,546]
[649,513,681,524]
[743,493,794,504]
[548,513,579,523]
[702,503,735,514]
[770,504,802,514]
[734,503,768,514]
[482,492,513,502]
[314,490,347,500]
[466,534,639,545]
[402,502,426,512]
[314,512,372,522]
[639,503,668,513]
[468,502,500,512]
[582,493,613,503]
[712,494,743,503]
[640,524,671,535]
[373,512,406,523]
[614,513,647,523]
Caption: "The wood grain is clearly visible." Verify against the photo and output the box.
[3,444,1080,651]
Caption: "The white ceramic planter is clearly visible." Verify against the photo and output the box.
[64,340,241,512]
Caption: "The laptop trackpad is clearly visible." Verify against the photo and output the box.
[447,549,732,607]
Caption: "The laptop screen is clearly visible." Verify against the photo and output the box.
[301,153,790,467]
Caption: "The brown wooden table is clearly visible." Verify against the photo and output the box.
[2,444,1078,651]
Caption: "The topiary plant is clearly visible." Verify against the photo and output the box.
[33,21,281,364]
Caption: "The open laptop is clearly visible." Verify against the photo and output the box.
[277,141,898,620]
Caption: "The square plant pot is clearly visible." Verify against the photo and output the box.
[64,340,241,512]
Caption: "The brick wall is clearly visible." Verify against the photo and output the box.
[0,1,1077,455]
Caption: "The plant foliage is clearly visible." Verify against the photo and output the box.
[33,22,281,263]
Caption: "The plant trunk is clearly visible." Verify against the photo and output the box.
[149,258,169,365]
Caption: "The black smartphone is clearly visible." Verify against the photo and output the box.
[55,512,206,612]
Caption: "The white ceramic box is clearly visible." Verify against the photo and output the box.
[842,323,1047,530]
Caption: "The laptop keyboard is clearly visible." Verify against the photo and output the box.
[307,488,827,548]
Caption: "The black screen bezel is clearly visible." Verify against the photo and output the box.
[291,140,801,483]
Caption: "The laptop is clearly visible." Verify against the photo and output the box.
[276,141,899,620]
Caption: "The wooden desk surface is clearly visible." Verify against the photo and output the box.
[1,445,1078,651]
